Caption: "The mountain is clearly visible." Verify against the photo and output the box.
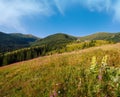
[9,33,38,43]
[0,32,38,53]
[78,32,120,42]
[32,33,77,50]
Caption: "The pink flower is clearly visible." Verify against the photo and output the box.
[98,74,102,81]
[104,95,107,97]
[50,95,53,97]
[53,91,57,96]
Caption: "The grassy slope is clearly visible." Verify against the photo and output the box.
[0,43,120,97]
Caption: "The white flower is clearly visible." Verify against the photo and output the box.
[58,91,61,94]
[113,76,119,83]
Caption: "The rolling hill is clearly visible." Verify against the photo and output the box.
[78,32,120,42]
[32,33,77,50]
[0,32,38,53]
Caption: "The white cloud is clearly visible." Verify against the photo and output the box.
[112,0,120,22]
[46,0,120,24]
[53,0,79,15]
[80,0,111,12]
[53,0,72,15]
[0,0,53,33]
[53,0,120,23]
[80,0,120,22]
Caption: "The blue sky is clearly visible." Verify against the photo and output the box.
[0,0,120,37]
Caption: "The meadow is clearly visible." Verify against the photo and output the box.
[0,43,120,97]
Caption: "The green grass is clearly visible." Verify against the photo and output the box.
[0,43,120,97]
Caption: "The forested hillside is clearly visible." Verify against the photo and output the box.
[32,33,77,50]
[0,32,38,53]
[10,33,38,43]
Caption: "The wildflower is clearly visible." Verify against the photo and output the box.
[56,83,59,86]
[90,56,97,72]
[58,91,61,94]
[56,83,62,86]
[104,95,107,97]
[78,78,81,88]
[116,83,119,88]
[113,75,119,83]
[50,90,57,97]
[91,56,97,66]
[53,91,57,96]
[50,95,53,97]
[101,55,108,67]
[98,74,102,81]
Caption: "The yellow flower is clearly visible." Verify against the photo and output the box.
[101,55,108,67]
[90,56,97,70]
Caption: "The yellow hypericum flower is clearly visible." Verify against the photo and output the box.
[101,55,108,67]
[90,56,97,70]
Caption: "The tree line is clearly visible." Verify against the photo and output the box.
[0,46,47,66]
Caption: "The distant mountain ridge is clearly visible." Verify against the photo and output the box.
[0,32,39,53]
[78,32,120,42]
[10,33,39,43]
[0,31,120,53]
